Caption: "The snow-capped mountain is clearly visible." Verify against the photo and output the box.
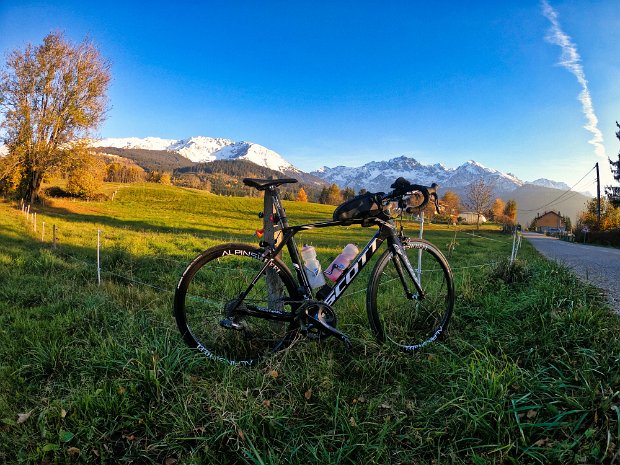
[92,136,297,173]
[312,156,525,194]
[527,178,570,191]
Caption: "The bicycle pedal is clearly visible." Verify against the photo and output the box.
[219,318,243,331]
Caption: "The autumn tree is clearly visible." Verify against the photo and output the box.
[326,183,343,205]
[0,32,111,202]
[503,199,518,226]
[159,172,172,186]
[464,179,493,229]
[105,162,145,183]
[578,198,620,231]
[442,191,460,215]
[65,152,106,198]
[491,198,505,222]
[296,187,308,202]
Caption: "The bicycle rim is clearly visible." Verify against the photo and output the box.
[174,243,299,365]
[367,239,454,351]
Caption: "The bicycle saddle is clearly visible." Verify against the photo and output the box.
[243,178,298,190]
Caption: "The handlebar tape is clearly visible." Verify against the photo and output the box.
[388,178,440,213]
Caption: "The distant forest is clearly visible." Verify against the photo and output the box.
[94,147,328,201]
[96,147,195,171]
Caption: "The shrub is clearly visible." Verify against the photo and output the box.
[492,258,531,284]
[66,154,106,199]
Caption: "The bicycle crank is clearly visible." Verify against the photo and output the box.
[299,301,351,348]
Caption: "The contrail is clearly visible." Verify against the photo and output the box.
[541,0,607,162]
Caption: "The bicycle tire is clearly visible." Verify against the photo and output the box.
[366,238,454,351]
[174,243,300,365]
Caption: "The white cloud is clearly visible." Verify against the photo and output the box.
[541,0,607,162]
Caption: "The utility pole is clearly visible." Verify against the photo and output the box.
[596,162,601,227]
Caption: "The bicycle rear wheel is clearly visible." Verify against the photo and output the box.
[367,238,454,351]
[174,243,300,365]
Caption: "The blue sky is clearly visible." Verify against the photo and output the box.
[1,0,618,188]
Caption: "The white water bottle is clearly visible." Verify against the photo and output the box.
[301,245,326,288]
[324,244,359,282]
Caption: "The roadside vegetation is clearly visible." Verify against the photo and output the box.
[1,182,619,464]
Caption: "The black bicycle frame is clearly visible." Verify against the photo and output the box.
[232,187,426,320]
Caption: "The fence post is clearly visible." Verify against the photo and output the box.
[510,231,517,264]
[97,229,101,285]
[41,222,45,241]
[33,213,37,232]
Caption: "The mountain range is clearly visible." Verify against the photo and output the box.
[93,136,573,193]
[91,136,297,174]
[1,136,591,224]
[311,156,572,194]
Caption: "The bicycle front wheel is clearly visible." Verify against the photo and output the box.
[367,238,454,351]
[174,243,300,365]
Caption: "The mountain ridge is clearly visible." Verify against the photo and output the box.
[312,156,538,194]
[93,137,576,193]
[92,136,297,173]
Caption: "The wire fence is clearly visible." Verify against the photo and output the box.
[15,200,524,299]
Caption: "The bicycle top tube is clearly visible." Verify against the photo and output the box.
[243,176,435,306]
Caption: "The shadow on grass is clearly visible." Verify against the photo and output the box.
[36,202,256,239]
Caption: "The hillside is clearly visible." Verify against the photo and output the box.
[95,146,195,172]
[509,184,591,226]
[94,147,328,199]
[90,140,591,223]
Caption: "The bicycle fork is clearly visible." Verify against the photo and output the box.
[390,241,425,301]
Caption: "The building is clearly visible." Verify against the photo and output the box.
[458,212,487,224]
[533,211,565,233]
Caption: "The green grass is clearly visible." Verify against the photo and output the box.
[1,183,619,464]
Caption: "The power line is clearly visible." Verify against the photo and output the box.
[518,166,596,212]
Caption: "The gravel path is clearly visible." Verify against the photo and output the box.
[523,232,620,314]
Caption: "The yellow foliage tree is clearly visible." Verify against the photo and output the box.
[442,191,460,215]
[503,199,517,225]
[491,198,505,221]
[326,183,342,205]
[0,32,110,202]
[159,172,172,186]
[66,153,106,199]
[297,187,308,202]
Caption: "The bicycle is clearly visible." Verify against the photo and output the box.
[173,176,455,365]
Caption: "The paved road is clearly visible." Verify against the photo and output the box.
[523,232,620,314]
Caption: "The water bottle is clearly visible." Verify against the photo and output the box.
[301,245,326,288]
[324,244,359,282]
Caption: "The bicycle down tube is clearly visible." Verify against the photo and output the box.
[234,221,425,317]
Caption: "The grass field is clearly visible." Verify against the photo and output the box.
[1,183,619,464]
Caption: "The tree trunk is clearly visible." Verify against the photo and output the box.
[28,171,42,204]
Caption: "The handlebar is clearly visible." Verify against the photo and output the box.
[381,177,441,214]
